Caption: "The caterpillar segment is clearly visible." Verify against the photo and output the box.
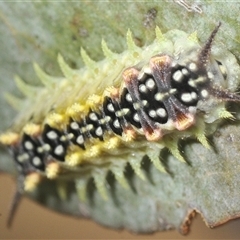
[1,23,240,223]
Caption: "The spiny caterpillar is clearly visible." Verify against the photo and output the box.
[1,23,240,226]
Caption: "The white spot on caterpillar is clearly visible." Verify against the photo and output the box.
[146,78,155,90]
[86,124,93,131]
[191,92,198,100]
[89,112,98,121]
[95,127,103,137]
[54,145,64,156]
[189,62,197,71]
[107,103,114,112]
[70,122,79,130]
[182,68,189,75]
[24,141,34,150]
[67,133,74,140]
[17,153,29,162]
[149,110,157,118]
[188,77,206,88]
[188,79,196,88]
[142,100,148,106]
[201,89,209,98]
[133,113,140,122]
[32,156,42,167]
[102,116,111,124]
[122,108,130,115]
[76,135,84,145]
[169,88,177,95]
[156,108,167,117]
[47,131,58,140]
[116,109,129,117]
[133,102,141,110]
[181,93,192,103]
[113,119,120,128]
[207,71,214,79]
[60,135,67,141]
[154,93,164,101]
[126,93,132,102]
[42,144,51,152]
[139,84,147,93]
[172,70,183,82]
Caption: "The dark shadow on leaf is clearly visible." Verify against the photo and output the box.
[86,177,95,206]
[106,170,120,206]
[124,163,137,194]
[141,155,155,185]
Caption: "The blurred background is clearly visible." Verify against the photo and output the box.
[1,173,240,239]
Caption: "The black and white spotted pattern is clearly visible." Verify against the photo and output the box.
[10,23,236,174]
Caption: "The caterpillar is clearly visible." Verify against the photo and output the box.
[1,22,240,227]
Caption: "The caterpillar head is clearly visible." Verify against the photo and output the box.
[168,22,240,104]
[123,22,240,142]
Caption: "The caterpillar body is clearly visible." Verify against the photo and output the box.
[1,23,240,226]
